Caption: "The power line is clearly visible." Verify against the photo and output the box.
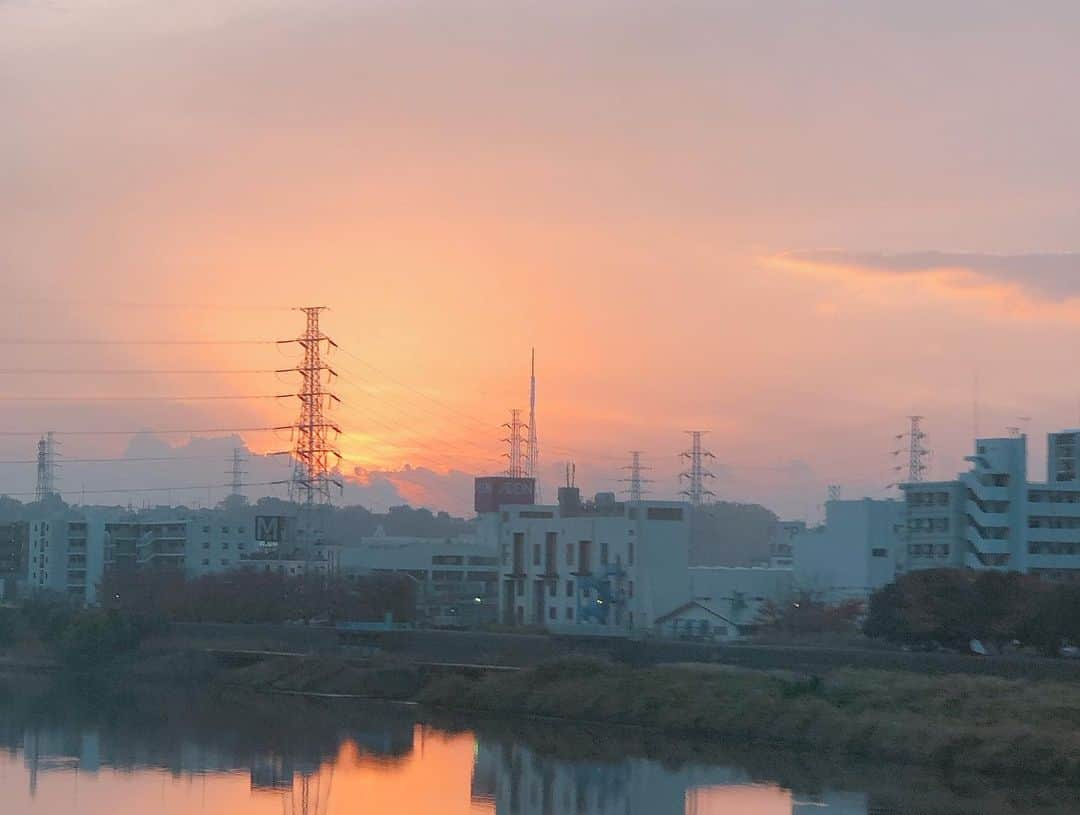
[0,339,277,346]
[0,394,290,402]
[0,480,290,498]
[0,426,290,437]
[0,368,277,375]
[0,454,290,465]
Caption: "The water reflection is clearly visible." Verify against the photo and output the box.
[0,676,1071,815]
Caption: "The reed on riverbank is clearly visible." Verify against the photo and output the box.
[417,657,1080,783]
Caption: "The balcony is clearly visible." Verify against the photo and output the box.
[965,525,1011,555]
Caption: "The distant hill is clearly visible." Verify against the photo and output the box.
[689,501,779,567]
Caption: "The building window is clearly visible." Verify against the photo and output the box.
[628,580,634,598]
[566,607,574,620]
[548,581,557,597]
[872,548,888,558]
[565,543,575,566]
[221,526,229,534]
[646,507,683,521]
[628,541,634,566]
[566,580,574,597]
[600,542,609,566]
[201,558,209,566]
[549,606,556,620]
[516,580,524,597]
[532,544,541,567]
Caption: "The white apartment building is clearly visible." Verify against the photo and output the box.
[338,532,499,626]
[902,431,1080,582]
[791,499,904,601]
[27,515,107,605]
[476,480,692,635]
[24,504,329,605]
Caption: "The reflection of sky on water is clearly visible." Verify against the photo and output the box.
[0,687,1066,815]
[0,714,860,815]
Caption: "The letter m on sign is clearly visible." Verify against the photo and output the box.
[255,516,282,543]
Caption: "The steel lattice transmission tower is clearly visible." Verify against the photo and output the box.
[620,451,653,501]
[34,432,58,502]
[503,409,528,478]
[680,430,716,506]
[526,349,540,497]
[227,447,247,501]
[892,415,929,483]
[279,307,342,552]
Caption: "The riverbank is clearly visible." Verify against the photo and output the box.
[6,647,1080,784]
[416,657,1080,783]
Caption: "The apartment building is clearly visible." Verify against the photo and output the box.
[0,522,27,601]
[901,432,1080,582]
[474,478,691,634]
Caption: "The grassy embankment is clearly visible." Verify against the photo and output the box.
[414,657,1080,783]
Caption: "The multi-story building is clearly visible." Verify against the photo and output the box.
[27,514,108,605]
[901,432,1080,583]
[0,522,27,601]
[22,503,331,605]
[768,520,806,568]
[338,533,498,627]
[791,499,904,601]
[475,478,692,635]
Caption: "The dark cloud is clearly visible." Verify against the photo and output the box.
[781,250,1080,302]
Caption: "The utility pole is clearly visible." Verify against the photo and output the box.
[502,409,528,479]
[679,431,716,507]
[620,451,653,501]
[279,307,342,564]
[34,432,58,502]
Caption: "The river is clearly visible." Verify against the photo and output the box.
[0,676,1072,815]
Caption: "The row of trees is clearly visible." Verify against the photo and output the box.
[99,569,417,625]
[2,571,417,670]
[865,569,1080,655]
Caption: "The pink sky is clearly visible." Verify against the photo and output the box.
[4,1,1080,518]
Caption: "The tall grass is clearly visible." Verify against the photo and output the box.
[417,657,1080,783]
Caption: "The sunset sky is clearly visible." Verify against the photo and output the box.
[4,1,1080,518]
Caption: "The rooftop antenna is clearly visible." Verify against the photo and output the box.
[526,349,541,500]
[679,430,716,506]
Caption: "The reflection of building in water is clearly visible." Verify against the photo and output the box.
[473,739,770,814]
[473,739,873,815]
[251,754,295,791]
[7,712,412,799]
